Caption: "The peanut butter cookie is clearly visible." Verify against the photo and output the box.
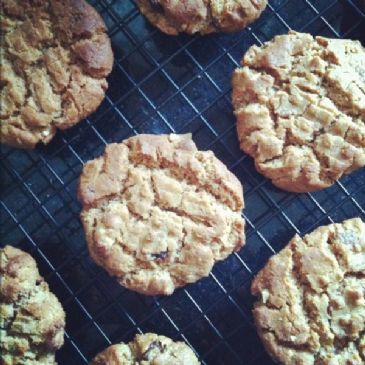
[252,218,365,364]
[90,333,200,365]
[0,245,66,365]
[136,0,267,35]
[232,31,365,192]
[78,134,245,296]
[1,0,113,149]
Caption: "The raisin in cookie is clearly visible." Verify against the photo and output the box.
[1,0,113,149]
[78,134,245,296]
[136,0,267,35]
[252,218,365,365]
[1,245,66,365]
[90,333,200,364]
[232,31,365,192]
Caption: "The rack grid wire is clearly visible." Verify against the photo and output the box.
[1,0,365,364]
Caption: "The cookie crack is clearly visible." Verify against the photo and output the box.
[356,329,365,362]
[299,235,341,351]
[260,327,314,352]
[290,247,324,354]
[207,0,220,32]
[248,0,263,10]
[300,232,365,356]
[88,150,241,215]
[149,172,213,228]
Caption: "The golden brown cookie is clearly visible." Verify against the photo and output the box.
[136,0,268,35]
[90,333,200,365]
[0,245,66,365]
[1,0,113,149]
[251,218,365,365]
[78,134,245,296]
[232,31,365,192]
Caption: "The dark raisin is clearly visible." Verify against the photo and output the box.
[150,251,168,261]
[142,340,164,360]
[149,0,163,11]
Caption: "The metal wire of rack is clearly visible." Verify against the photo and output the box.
[1,0,364,364]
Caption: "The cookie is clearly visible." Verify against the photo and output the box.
[78,133,245,296]
[1,0,113,149]
[251,218,365,365]
[232,31,365,192]
[136,0,267,35]
[0,245,66,365]
[90,333,200,365]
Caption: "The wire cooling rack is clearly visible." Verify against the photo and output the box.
[1,1,365,364]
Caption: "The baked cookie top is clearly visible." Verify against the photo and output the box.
[0,245,65,365]
[78,134,245,296]
[90,333,200,365]
[232,31,365,192]
[251,218,365,365]
[1,0,113,149]
[136,0,267,35]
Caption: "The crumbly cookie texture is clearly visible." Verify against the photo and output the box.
[79,134,245,296]
[232,31,365,192]
[252,218,365,365]
[90,333,200,365]
[0,245,66,365]
[1,0,113,149]
[136,0,267,35]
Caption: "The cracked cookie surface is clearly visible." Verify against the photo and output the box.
[90,333,200,365]
[78,134,245,296]
[252,218,365,365]
[0,0,113,149]
[0,245,65,365]
[136,0,267,35]
[232,31,365,192]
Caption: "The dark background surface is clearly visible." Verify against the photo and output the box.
[1,1,365,364]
